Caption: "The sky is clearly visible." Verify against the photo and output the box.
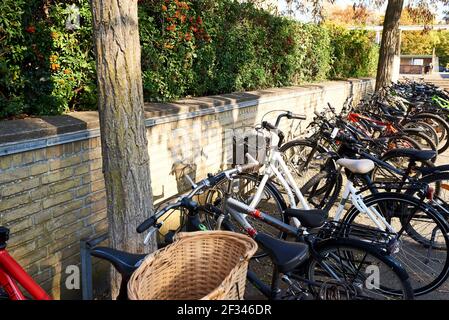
[277,0,449,22]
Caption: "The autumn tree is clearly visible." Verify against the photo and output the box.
[436,32,449,67]
[401,30,440,55]
[324,4,381,26]
[285,0,448,90]
[90,0,155,297]
[398,5,436,25]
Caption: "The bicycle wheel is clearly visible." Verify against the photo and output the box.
[342,192,449,296]
[370,151,439,184]
[403,130,438,155]
[403,121,439,147]
[385,135,422,151]
[202,173,287,258]
[299,238,414,300]
[410,113,449,153]
[279,139,331,189]
[300,167,342,212]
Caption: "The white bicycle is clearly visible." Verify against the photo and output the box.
[207,112,398,233]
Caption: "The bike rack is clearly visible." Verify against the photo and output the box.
[80,233,108,300]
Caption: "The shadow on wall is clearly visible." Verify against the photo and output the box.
[161,92,264,197]
[160,82,356,200]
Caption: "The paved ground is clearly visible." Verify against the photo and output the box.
[401,72,449,90]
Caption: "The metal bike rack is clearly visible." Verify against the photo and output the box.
[80,233,108,300]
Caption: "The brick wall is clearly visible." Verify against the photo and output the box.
[0,79,374,299]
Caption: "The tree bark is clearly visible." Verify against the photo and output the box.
[90,0,155,298]
[375,0,405,90]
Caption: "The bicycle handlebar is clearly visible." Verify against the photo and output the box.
[136,158,261,234]
[286,112,307,120]
[261,112,306,129]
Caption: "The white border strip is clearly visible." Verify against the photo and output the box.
[0,81,368,156]
[0,128,101,156]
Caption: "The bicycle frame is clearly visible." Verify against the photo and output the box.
[246,127,398,233]
[220,196,382,300]
[0,248,51,300]
[332,179,396,233]
[348,112,399,135]
[246,131,310,228]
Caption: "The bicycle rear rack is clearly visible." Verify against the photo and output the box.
[318,220,397,251]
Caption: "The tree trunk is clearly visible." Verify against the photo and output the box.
[90,0,155,298]
[375,0,404,90]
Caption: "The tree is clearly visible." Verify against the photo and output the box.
[285,0,448,90]
[90,0,155,297]
[375,0,404,90]
[323,4,381,26]
[436,32,449,68]
[398,5,436,25]
[401,30,440,55]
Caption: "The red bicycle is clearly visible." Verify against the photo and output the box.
[346,111,437,158]
[0,226,51,300]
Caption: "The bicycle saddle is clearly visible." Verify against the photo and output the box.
[382,148,436,162]
[91,247,147,278]
[284,208,326,228]
[336,158,375,174]
[254,233,309,273]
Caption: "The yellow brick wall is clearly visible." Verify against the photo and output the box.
[0,79,374,299]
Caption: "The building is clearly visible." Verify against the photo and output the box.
[400,54,439,74]
[349,24,449,80]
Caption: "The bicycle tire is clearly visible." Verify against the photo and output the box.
[342,192,449,296]
[403,121,439,147]
[402,129,438,156]
[410,113,449,153]
[279,139,333,188]
[370,148,439,183]
[300,238,414,300]
[300,168,342,212]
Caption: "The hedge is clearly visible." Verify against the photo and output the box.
[0,0,379,118]
[327,24,379,79]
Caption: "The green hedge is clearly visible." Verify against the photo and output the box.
[327,24,379,79]
[0,0,96,117]
[0,0,378,118]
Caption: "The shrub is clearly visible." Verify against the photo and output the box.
[0,0,378,118]
[0,0,96,118]
[327,23,379,79]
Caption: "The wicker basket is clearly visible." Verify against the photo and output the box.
[127,230,258,300]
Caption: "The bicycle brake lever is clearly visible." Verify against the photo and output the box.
[144,224,162,245]
[185,174,197,189]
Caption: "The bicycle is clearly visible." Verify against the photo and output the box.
[0,227,52,300]
[137,166,414,300]
[203,115,449,296]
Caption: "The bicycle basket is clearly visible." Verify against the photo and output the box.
[231,128,269,166]
[127,230,258,300]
